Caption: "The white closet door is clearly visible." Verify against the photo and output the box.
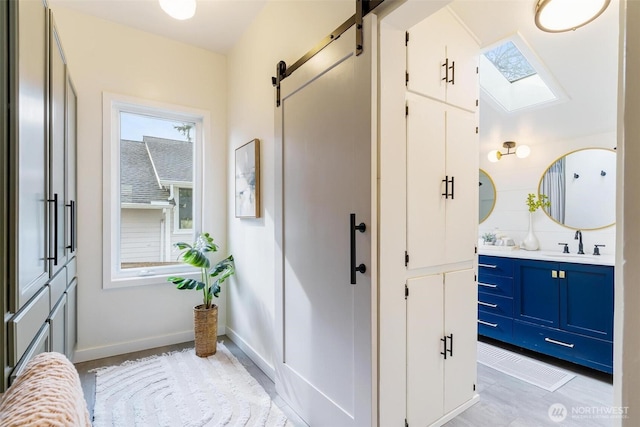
[443,20,479,112]
[443,268,477,413]
[275,17,374,427]
[406,274,444,426]
[444,107,478,265]
[406,9,448,102]
[406,94,446,270]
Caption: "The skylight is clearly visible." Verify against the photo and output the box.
[480,35,566,113]
[483,41,536,83]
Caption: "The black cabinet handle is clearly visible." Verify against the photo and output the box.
[350,213,367,285]
[47,193,59,265]
[442,176,455,199]
[66,200,75,251]
[440,336,447,359]
[440,334,454,359]
[448,60,455,85]
[447,333,453,357]
[442,58,449,82]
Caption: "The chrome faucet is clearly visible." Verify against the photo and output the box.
[575,230,584,254]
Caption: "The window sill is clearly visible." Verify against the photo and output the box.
[104,269,199,290]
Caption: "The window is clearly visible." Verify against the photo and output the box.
[103,93,208,288]
[480,34,567,113]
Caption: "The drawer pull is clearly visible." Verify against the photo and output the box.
[478,320,498,328]
[479,263,498,269]
[478,282,497,288]
[545,337,575,348]
[478,301,498,308]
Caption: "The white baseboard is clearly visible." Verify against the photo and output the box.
[225,326,275,381]
[73,326,227,363]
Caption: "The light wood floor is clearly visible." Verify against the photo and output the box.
[75,336,613,427]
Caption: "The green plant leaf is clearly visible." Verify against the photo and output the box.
[181,248,211,269]
[168,277,205,291]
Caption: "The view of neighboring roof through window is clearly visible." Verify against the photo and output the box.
[483,41,536,83]
[479,35,564,113]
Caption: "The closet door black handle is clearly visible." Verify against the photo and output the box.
[442,176,455,199]
[66,200,75,251]
[447,333,453,357]
[442,58,449,82]
[448,60,455,85]
[440,336,448,359]
[350,213,367,285]
[47,193,59,265]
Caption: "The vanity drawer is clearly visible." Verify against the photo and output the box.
[478,292,513,317]
[479,255,514,278]
[478,312,513,342]
[477,275,513,297]
[514,320,613,373]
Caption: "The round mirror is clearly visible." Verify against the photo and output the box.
[538,148,616,230]
[479,169,496,223]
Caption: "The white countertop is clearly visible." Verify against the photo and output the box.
[478,246,615,266]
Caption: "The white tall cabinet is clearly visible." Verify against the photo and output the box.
[403,7,479,426]
[3,0,78,390]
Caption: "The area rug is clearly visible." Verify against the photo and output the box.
[477,341,576,392]
[92,343,292,427]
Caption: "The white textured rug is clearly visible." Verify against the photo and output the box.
[92,343,292,427]
[477,341,575,392]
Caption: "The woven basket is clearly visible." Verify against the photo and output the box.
[194,304,218,357]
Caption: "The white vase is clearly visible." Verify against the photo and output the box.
[522,212,539,251]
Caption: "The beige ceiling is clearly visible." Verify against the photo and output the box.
[49,0,268,54]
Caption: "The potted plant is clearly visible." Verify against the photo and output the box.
[168,232,235,357]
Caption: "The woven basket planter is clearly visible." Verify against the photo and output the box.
[194,304,218,357]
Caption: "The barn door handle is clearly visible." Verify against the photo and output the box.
[47,193,59,265]
[350,213,367,285]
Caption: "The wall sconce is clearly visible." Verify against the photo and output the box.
[487,141,531,163]
[535,0,610,33]
[159,0,196,20]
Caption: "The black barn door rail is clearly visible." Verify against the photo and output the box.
[271,0,385,107]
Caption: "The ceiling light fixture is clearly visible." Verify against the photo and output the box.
[535,0,610,33]
[487,141,531,162]
[159,0,196,20]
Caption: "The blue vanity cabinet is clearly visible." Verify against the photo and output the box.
[512,259,614,373]
[477,256,516,343]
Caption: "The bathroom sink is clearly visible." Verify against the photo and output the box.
[538,251,612,265]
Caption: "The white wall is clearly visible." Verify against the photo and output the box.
[479,130,617,255]
[225,1,353,375]
[51,7,228,362]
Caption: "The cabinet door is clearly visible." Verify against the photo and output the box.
[514,260,560,327]
[444,107,477,265]
[49,14,67,276]
[406,274,445,426]
[65,278,77,359]
[406,8,448,102]
[406,95,446,269]
[12,0,50,309]
[443,20,479,112]
[560,264,614,341]
[48,294,66,354]
[443,269,477,413]
[65,74,77,257]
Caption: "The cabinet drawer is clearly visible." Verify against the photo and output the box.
[66,256,77,283]
[47,267,66,311]
[9,323,50,385]
[478,312,513,342]
[479,256,514,278]
[8,285,50,366]
[478,292,513,317]
[477,275,513,297]
[514,321,613,373]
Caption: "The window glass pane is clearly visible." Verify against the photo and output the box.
[119,111,195,270]
[178,187,193,230]
[483,41,536,83]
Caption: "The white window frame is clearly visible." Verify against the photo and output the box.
[102,92,208,288]
[174,185,194,234]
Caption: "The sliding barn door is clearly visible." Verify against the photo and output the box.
[274,16,375,427]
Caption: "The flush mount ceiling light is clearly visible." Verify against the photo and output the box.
[535,0,610,33]
[159,0,196,20]
[488,141,531,163]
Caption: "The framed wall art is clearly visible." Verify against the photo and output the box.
[235,138,260,218]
